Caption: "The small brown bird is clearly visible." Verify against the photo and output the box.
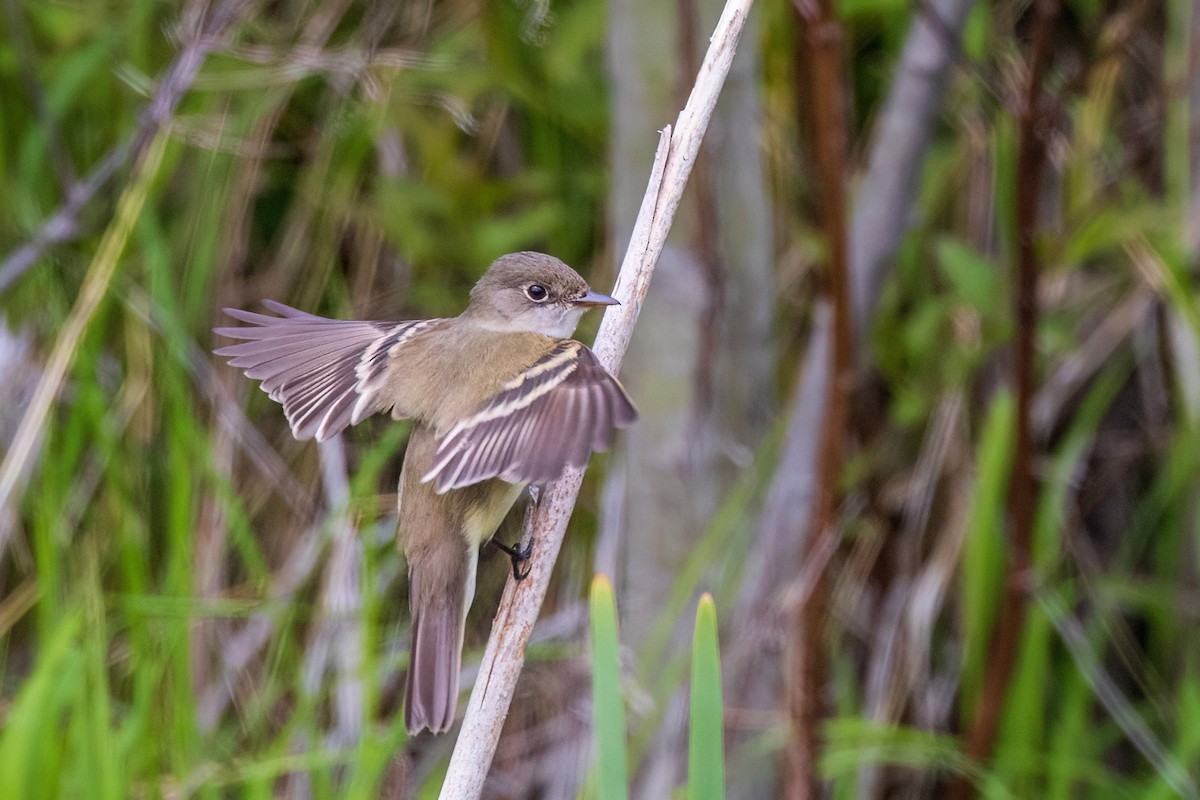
[214,252,636,735]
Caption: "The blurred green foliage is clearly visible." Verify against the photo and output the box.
[3,0,1200,797]
[1,0,612,796]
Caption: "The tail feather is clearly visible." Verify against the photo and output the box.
[404,600,463,735]
[403,546,476,735]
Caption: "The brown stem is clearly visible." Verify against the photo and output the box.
[676,0,725,428]
[723,9,974,764]
[786,0,853,797]
[948,1,1060,796]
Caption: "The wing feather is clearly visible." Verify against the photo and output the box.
[214,302,434,441]
[423,341,637,492]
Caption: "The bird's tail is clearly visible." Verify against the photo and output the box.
[404,545,476,735]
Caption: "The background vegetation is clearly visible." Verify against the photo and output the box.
[2,0,1199,797]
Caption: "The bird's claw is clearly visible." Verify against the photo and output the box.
[491,538,534,581]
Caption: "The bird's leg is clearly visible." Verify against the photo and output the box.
[491,538,533,580]
[491,485,544,580]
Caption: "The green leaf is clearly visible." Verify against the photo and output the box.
[688,593,725,800]
[936,238,1000,312]
[0,611,83,800]
[960,392,1014,714]
[589,574,629,800]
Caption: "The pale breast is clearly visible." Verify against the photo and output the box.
[396,423,527,552]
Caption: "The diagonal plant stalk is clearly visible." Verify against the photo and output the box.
[0,133,169,560]
[0,0,254,295]
[438,0,756,795]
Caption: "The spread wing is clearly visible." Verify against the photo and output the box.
[213,300,439,441]
[422,340,637,493]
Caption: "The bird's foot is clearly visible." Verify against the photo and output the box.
[491,538,534,581]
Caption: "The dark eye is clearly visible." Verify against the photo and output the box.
[525,284,548,302]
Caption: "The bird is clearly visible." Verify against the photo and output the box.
[214,251,637,735]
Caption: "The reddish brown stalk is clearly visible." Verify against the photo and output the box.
[786,0,853,797]
[676,0,725,426]
[948,1,1060,797]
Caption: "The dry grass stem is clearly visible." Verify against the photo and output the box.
[438,0,756,794]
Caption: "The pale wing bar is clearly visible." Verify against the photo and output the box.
[214,301,429,441]
[423,341,637,493]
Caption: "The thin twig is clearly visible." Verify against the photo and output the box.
[1036,589,1200,799]
[0,0,254,295]
[307,437,363,746]
[1033,285,1155,435]
[437,1,755,796]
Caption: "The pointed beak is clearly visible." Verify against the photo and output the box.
[572,290,619,307]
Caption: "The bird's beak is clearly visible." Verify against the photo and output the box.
[572,290,619,307]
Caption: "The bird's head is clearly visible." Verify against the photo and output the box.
[465,252,618,337]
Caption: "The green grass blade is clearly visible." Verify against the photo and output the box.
[0,129,168,515]
[80,552,122,800]
[960,391,1014,714]
[688,593,725,800]
[589,573,629,800]
[0,611,83,800]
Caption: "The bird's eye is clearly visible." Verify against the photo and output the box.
[525,284,548,302]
